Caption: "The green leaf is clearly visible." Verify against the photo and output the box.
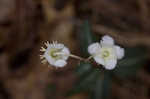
[93,71,112,99]
[75,62,92,76]
[113,47,147,78]
[45,84,56,99]
[76,69,100,90]
[101,72,112,99]
[71,21,113,99]
[67,21,99,96]
[68,67,100,96]
[78,21,97,56]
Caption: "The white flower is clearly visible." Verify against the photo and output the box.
[88,35,124,70]
[40,41,70,67]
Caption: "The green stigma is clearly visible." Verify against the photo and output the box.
[102,50,109,58]
[49,48,62,59]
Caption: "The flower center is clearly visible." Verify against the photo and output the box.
[102,50,110,58]
[49,48,62,59]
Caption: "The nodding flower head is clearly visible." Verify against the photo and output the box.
[40,41,70,67]
[88,35,124,70]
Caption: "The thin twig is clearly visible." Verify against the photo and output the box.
[85,56,93,61]
[69,54,86,61]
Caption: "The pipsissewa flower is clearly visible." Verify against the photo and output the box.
[40,41,70,67]
[88,35,124,70]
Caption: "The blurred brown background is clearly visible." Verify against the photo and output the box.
[0,0,150,99]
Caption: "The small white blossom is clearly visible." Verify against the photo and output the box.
[40,41,70,67]
[88,35,124,70]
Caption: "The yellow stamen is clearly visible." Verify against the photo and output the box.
[41,59,47,64]
[40,47,46,52]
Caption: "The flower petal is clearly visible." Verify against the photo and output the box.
[93,56,105,65]
[88,42,101,55]
[104,59,117,70]
[61,47,70,60]
[100,35,114,45]
[44,53,55,65]
[55,43,64,49]
[115,46,124,59]
[54,60,67,67]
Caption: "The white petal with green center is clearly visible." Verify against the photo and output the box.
[88,35,125,70]
[41,41,70,67]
